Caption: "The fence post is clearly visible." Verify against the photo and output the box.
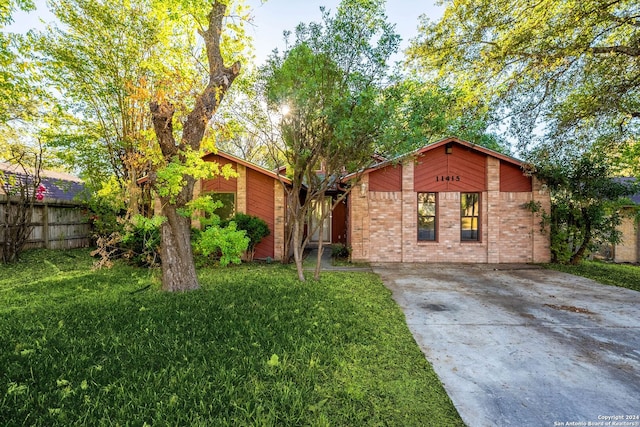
[43,202,50,249]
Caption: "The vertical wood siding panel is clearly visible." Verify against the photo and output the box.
[246,169,275,259]
[414,143,487,192]
[500,161,532,192]
[369,164,402,192]
[332,198,347,243]
[201,154,238,193]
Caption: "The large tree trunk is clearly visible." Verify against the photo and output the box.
[148,1,241,292]
[159,200,199,291]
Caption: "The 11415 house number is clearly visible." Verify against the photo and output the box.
[436,175,461,182]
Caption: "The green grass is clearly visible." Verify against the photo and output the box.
[0,249,462,426]
[546,260,640,292]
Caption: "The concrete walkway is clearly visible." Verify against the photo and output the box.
[373,263,640,427]
[305,248,372,272]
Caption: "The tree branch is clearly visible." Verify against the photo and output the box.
[590,45,640,57]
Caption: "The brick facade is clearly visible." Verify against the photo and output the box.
[349,139,551,264]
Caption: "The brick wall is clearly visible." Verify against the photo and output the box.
[273,181,286,261]
[349,155,552,264]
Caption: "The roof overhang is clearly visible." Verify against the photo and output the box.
[342,136,528,182]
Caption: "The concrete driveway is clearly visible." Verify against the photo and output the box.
[373,264,640,427]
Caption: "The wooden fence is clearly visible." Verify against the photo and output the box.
[0,198,91,251]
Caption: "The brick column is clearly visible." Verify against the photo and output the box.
[401,158,414,262]
[273,181,285,261]
[349,175,370,262]
[191,179,203,228]
[236,164,247,214]
[486,157,500,263]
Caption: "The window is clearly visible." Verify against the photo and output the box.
[461,193,479,241]
[418,192,437,241]
[209,192,236,221]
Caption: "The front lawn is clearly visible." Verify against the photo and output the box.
[547,261,640,292]
[0,249,462,426]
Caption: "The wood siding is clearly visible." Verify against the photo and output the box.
[414,143,487,192]
[500,162,532,192]
[201,154,237,193]
[369,164,402,192]
[246,168,275,259]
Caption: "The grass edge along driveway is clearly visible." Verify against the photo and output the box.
[0,249,463,426]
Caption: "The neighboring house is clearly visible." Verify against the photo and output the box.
[613,179,639,263]
[345,137,551,263]
[0,162,85,202]
[201,137,551,264]
[0,163,90,250]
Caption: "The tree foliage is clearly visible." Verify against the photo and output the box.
[409,0,640,150]
[530,148,638,264]
[37,0,250,291]
[37,0,175,199]
[262,0,400,280]
[381,77,507,155]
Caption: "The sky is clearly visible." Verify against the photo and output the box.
[7,0,444,66]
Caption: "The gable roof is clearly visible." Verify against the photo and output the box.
[206,150,293,186]
[136,150,294,187]
[343,137,526,181]
[0,162,86,202]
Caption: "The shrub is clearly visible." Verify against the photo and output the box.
[91,215,162,268]
[194,221,249,266]
[120,215,163,267]
[331,243,351,259]
[222,213,270,261]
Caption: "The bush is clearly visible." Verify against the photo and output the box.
[120,215,162,267]
[194,221,249,266]
[331,243,351,259]
[222,213,270,261]
[91,215,162,269]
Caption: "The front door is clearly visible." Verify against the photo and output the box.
[310,197,331,243]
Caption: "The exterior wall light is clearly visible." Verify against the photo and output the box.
[445,143,453,154]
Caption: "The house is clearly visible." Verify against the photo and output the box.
[198,151,290,260]
[202,137,551,264]
[613,179,639,263]
[0,163,90,251]
[0,162,86,202]
[345,137,551,263]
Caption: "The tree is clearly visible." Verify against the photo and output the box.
[262,0,400,280]
[147,1,243,291]
[381,77,507,155]
[0,141,45,263]
[408,0,640,151]
[529,147,637,264]
[1,1,42,146]
[37,0,172,208]
[39,0,248,291]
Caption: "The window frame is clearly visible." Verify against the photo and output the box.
[460,192,480,242]
[417,192,437,242]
